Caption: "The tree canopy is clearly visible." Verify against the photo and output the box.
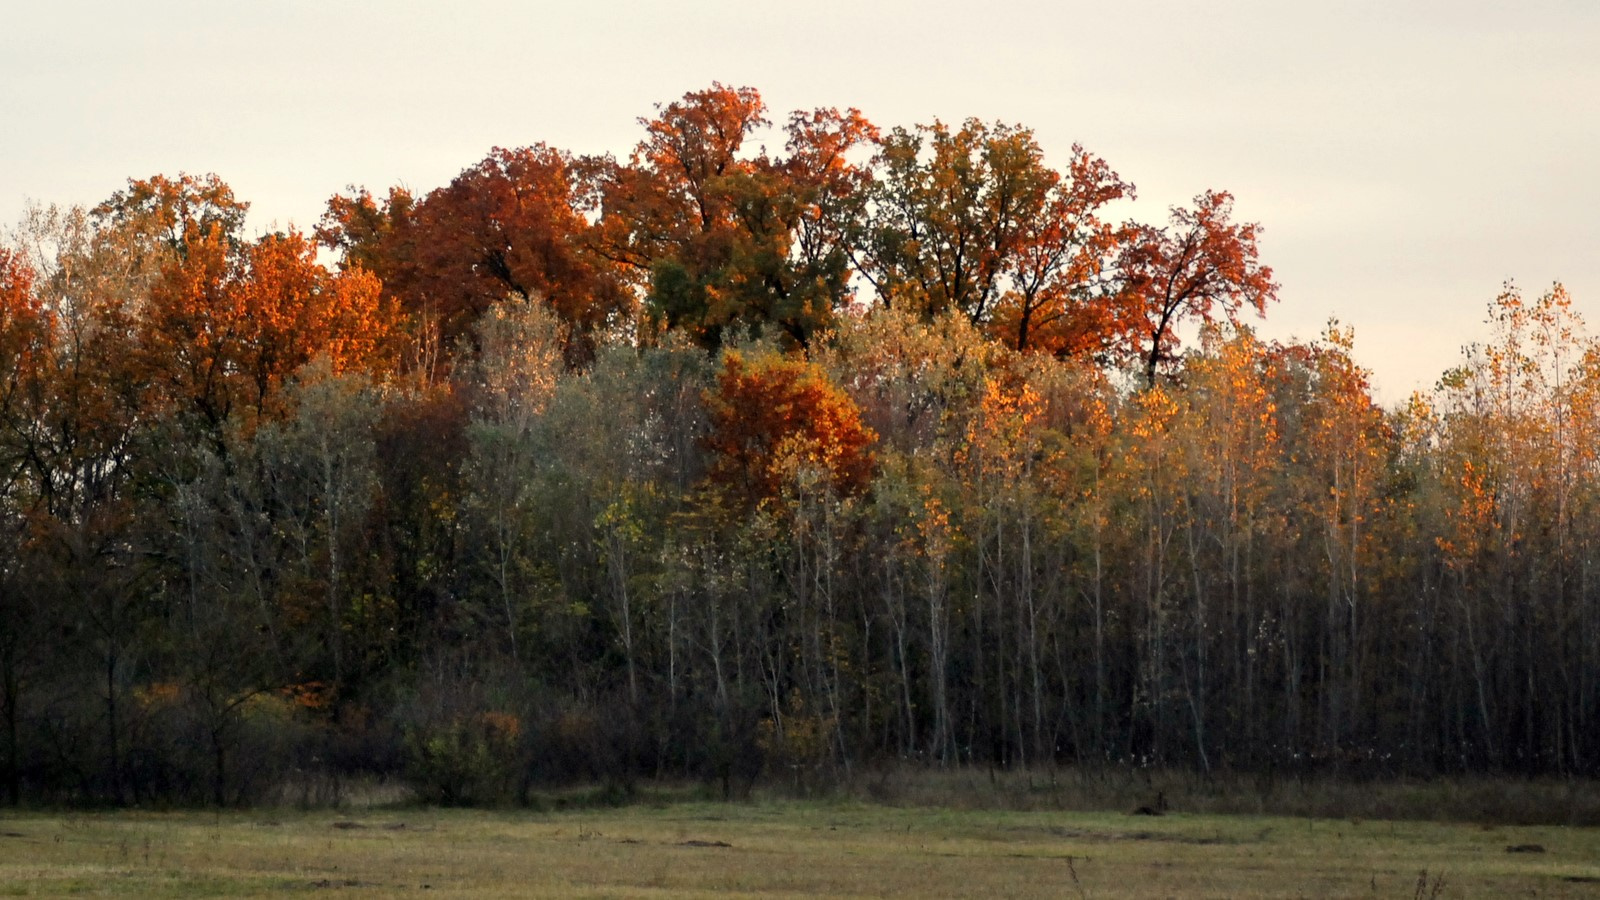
[1,85,1591,809]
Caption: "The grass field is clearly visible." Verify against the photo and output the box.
[3,799,1599,897]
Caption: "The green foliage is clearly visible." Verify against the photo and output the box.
[402,711,523,806]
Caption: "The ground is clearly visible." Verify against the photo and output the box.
[2,800,1598,897]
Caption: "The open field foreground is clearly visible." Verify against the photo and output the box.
[2,803,1599,898]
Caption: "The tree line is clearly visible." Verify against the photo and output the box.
[1,84,1595,806]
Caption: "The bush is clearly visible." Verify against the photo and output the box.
[403,711,523,805]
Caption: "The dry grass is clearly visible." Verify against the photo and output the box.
[842,765,1600,826]
[3,799,1600,898]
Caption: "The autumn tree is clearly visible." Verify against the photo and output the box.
[315,186,416,280]
[990,147,1134,356]
[0,249,46,435]
[1296,326,1391,761]
[957,365,1055,764]
[320,147,625,365]
[588,85,876,349]
[582,83,766,349]
[412,147,627,347]
[458,302,566,661]
[315,186,452,376]
[0,248,45,805]
[708,107,878,349]
[2,202,154,521]
[1165,328,1285,769]
[247,361,384,691]
[1428,282,1597,769]
[139,226,394,443]
[856,119,1049,322]
[0,205,153,803]
[702,349,877,508]
[851,119,1139,363]
[817,307,996,761]
[1118,190,1278,386]
[93,172,249,257]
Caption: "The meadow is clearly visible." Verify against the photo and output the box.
[4,794,1599,898]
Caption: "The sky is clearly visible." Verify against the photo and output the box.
[3,0,1596,403]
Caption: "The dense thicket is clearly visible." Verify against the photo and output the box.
[2,86,1596,807]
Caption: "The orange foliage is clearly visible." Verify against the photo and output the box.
[282,680,336,711]
[589,86,875,349]
[320,147,626,362]
[477,711,522,742]
[134,681,184,710]
[703,350,878,505]
[140,225,396,434]
[236,231,393,378]
[1119,191,1278,385]
[315,185,415,278]
[961,370,1046,480]
[94,172,249,252]
[589,84,767,341]
[412,146,626,342]
[0,248,37,310]
[0,249,48,380]
[987,146,1134,356]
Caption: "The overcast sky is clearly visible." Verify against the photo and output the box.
[3,0,1595,403]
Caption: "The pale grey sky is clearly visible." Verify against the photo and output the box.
[3,0,1596,402]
